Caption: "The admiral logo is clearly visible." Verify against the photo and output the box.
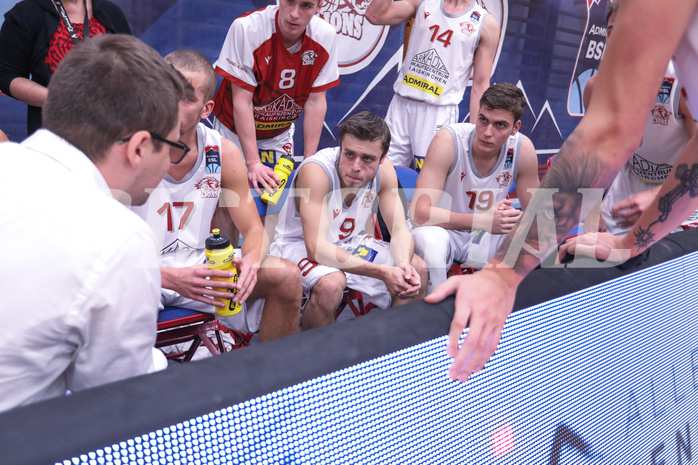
[205,146,221,173]
[254,94,303,125]
[504,148,514,169]
[496,171,512,188]
[651,105,672,126]
[254,121,293,131]
[333,208,341,219]
[425,11,430,18]
[195,176,221,198]
[657,78,675,103]
[627,153,673,183]
[460,21,475,36]
[587,24,607,36]
[318,0,388,74]
[265,56,271,65]
[301,50,318,66]
[403,74,443,98]
[407,49,450,85]
[460,172,466,181]
[470,11,481,23]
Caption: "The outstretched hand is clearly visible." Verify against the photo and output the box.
[426,269,517,381]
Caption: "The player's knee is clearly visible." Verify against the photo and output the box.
[259,257,302,302]
[311,272,346,308]
[413,226,450,265]
[411,254,428,282]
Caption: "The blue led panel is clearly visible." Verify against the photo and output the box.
[59,252,698,464]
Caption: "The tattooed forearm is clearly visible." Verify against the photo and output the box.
[493,134,615,275]
[633,163,698,251]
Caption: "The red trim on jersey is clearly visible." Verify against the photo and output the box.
[312,79,340,93]
[215,66,256,93]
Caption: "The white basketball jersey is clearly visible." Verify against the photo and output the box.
[602,63,693,234]
[132,124,223,267]
[394,0,488,105]
[439,123,520,214]
[273,147,381,247]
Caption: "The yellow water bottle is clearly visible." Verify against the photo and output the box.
[261,154,294,205]
[205,229,242,316]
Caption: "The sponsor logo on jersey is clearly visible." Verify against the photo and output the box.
[626,153,673,183]
[253,94,303,127]
[362,191,375,208]
[650,105,672,126]
[254,120,294,131]
[414,155,425,172]
[402,74,444,98]
[333,208,341,219]
[318,0,389,75]
[195,176,221,198]
[161,238,196,255]
[301,50,318,66]
[587,24,607,36]
[424,11,430,18]
[225,58,245,72]
[352,244,378,262]
[470,11,481,23]
[265,56,271,65]
[496,171,512,188]
[460,21,475,36]
[406,49,450,86]
[504,148,514,169]
[460,171,466,181]
[205,146,221,173]
[657,78,675,103]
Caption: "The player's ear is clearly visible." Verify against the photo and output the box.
[201,100,215,120]
[512,120,521,135]
[122,131,152,168]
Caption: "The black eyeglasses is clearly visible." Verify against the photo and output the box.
[117,132,191,165]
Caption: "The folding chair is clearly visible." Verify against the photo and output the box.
[155,306,226,362]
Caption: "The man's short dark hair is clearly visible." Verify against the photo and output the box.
[165,49,217,101]
[338,111,391,158]
[479,82,527,123]
[43,34,188,162]
[607,0,619,25]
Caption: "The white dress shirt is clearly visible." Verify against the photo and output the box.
[0,130,162,412]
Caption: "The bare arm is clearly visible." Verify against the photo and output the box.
[231,83,279,194]
[410,128,461,227]
[302,90,327,159]
[366,0,420,26]
[514,135,539,211]
[679,92,697,139]
[378,159,414,267]
[469,15,498,123]
[428,0,698,382]
[220,137,267,303]
[8,78,48,108]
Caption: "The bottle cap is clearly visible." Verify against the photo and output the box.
[206,228,231,250]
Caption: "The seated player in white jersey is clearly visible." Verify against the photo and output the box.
[270,111,427,329]
[576,0,697,237]
[410,83,539,293]
[132,50,301,342]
